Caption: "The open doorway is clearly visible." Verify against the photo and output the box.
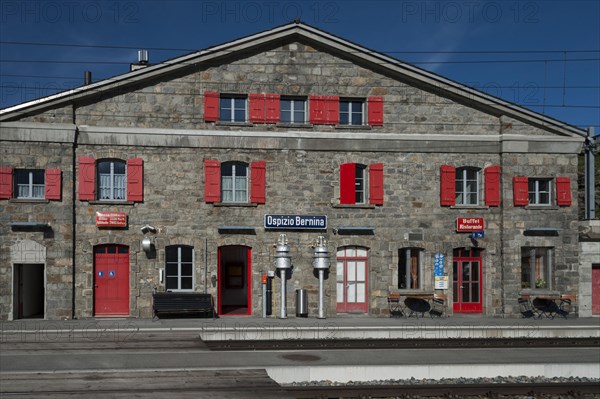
[218,245,251,316]
[13,264,45,319]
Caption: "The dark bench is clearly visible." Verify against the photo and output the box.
[152,292,216,319]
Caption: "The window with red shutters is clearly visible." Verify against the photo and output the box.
[339,163,356,204]
[204,91,219,122]
[0,167,13,199]
[45,169,62,200]
[126,158,143,202]
[513,176,529,206]
[250,161,266,204]
[556,176,572,206]
[440,165,456,206]
[484,165,501,206]
[369,163,384,205]
[204,160,221,203]
[78,156,96,201]
[367,97,384,126]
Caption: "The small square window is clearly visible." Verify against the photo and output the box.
[280,98,306,124]
[14,169,45,199]
[340,99,364,125]
[528,178,552,205]
[220,95,247,122]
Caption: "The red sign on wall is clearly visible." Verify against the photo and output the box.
[456,217,484,232]
[96,212,127,227]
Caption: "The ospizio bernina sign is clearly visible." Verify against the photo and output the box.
[456,217,484,232]
[264,214,327,230]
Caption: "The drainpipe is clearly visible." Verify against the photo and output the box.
[204,238,208,294]
[585,127,597,220]
[71,110,79,320]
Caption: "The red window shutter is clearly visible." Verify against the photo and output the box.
[45,169,62,200]
[250,161,266,204]
[325,96,339,125]
[204,91,219,122]
[340,163,356,205]
[127,158,143,202]
[367,96,384,126]
[484,165,501,207]
[204,160,221,203]
[309,95,326,124]
[78,156,96,201]
[440,165,456,206]
[556,176,572,206]
[369,163,384,205]
[265,94,280,124]
[513,176,529,206]
[0,167,13,199]
[249,93,266,123]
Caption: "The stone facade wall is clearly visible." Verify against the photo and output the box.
[0,141,74,320]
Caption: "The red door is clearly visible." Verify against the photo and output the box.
[336,247,369,313]
[592,264,600,315]
[452,248,483,313]
[94,245,129,316]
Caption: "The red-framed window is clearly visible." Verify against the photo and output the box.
[0,167,62,201]
[513,176,571,207]
[440,165,501,207]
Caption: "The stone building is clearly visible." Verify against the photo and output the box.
[0,22,589,320]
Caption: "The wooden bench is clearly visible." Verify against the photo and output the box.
[152,292,216,319]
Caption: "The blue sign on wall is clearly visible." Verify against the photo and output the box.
[433,253,445,277]
[264,214,327,230]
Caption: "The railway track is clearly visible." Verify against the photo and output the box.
[205,336,600,350]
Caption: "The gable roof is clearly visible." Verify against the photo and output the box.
[0,21,587,138]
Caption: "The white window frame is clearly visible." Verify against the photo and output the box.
[398,248,423,290]
[340,99,365,126]
[219,95,247,122]
[165,245,194,292]
[15,169,45,199]
[221,161,249,203]
[456,167,481,206]
[280,97,307,124]
[355,164,367,204]
[521,247,552,290]
[97,159,126,201]
[528,178,552,206]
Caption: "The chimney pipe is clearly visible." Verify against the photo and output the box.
[84,71,92,85]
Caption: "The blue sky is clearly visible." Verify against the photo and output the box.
[1,0,598,132]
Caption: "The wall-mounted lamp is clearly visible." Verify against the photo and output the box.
[141,224,157,234]
[141,236,155,253]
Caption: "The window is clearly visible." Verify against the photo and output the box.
[339,163,384,205]
[78,157,143,202]
[521,247,552,289]
[15,169,45,199]
[440,165,500,207]
[204,160,265,204]
[98,159,126,200]
[455,167,480,206]
[339,99,364,125]
[398,248,423,289]
[280,98,306,124]
[528,178,552,205]
[220,95,247,122]
[221,162,248,203]
[0,167,61,201]
[166,245,194,291]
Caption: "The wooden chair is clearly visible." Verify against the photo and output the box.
[387,293,404,317]
[518,297,537,318]
[429,294,447,318]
